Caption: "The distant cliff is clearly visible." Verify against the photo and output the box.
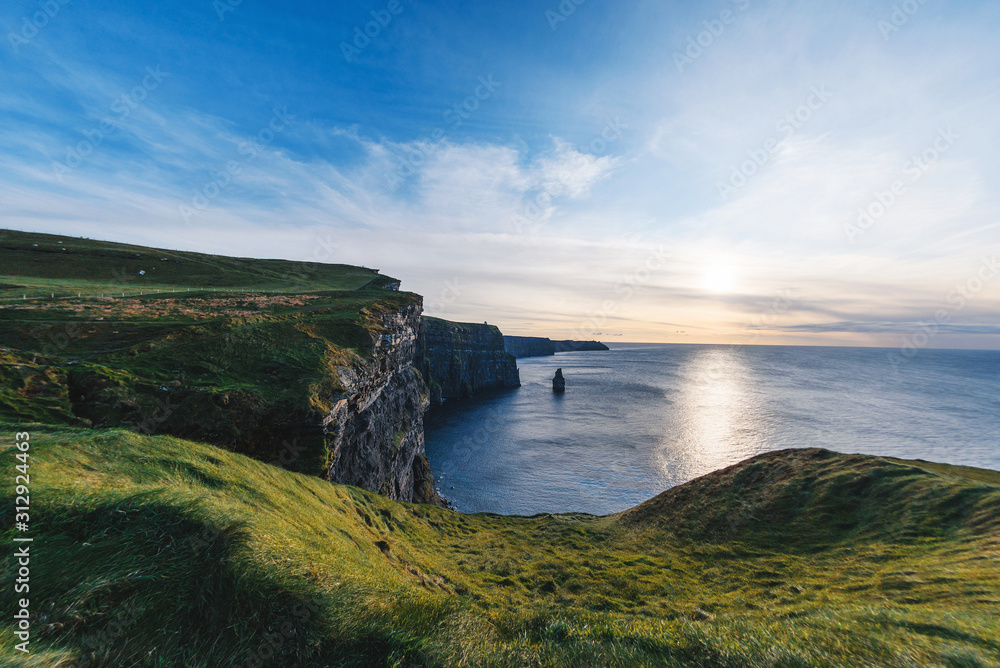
[503,336,555,358]
[552,340,610,352]
[504,336,609,358]
[416,317,520,405]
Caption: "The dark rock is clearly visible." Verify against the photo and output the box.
[551,340,610,352]
[552,368,565,393]
[504,336,609,358]
[416,317,520,405]
[324,304,442,505]
[503,336,555,359]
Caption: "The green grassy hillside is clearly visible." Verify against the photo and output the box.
[2,428,998,667]
[0,229,396,296]
[0,230,418,474]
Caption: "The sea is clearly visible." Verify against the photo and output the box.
[424,343,1000,516]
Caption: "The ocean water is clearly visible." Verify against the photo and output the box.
[424,343,1000,516]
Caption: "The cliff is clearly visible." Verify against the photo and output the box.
[504,336,609,358]
[58,299,440,504]
[552,340,610,352]
[323,303,439,504]
[503,335,555,358]
[0,231,440,504]
[416,317,520,405]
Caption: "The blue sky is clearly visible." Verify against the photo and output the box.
[2,0,999,349]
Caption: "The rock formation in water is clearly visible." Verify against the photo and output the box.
[553,368,566,393]
[416,317,520,405]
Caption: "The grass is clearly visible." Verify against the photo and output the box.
[1,427,997,667]
[0,290,420,474]
[0,230,419,475]
[0,229,396,295]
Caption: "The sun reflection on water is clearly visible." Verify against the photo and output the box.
[661,346,768,481]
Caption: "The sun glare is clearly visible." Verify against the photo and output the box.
[702,265,736,293]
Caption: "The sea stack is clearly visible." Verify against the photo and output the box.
[552,368,566,393]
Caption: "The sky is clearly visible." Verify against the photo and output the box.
[1,0,998,349]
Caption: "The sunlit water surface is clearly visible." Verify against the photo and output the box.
[424,344,1000,515]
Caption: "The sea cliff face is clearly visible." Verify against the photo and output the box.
[503,336,609,358]
[416,317,520,405]
[503,335,555,359]
[63,298,441,504]
[552,340,610,352]
[49,300,523,506]
[54,299,527,505]
[323,303,439,504]
[0,231,530,507]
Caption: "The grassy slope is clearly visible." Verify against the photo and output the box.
[0,229,394,295]
[0,230,419,473]
[1,428,998,667]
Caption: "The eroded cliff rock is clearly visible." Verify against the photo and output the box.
[416,317,520,405]
[323,303,441,504]
[552,368,565,393]
[552,340,610,352]
[54,295,443,504]
[503,335,555,359]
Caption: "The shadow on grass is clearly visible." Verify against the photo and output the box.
[3,492,435,667]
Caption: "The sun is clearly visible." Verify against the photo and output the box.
[702,264,737,293]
